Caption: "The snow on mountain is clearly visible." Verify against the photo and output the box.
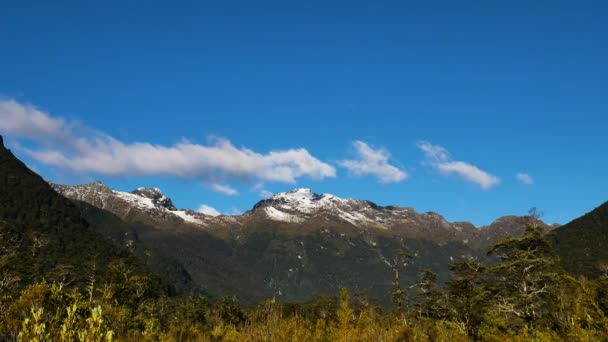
[52,183,551,247]
[173,209,206,225]
[130,187,177,210]
[51,181,211,227]
[252,188,411,228]
[113,189,160,211]
[264,206,306,223]
[266,188,342,214]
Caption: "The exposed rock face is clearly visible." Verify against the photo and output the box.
[51,183,556,246]
[131,187,177,210]
[51,182,211,226]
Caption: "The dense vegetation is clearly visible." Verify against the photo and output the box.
[2,223,608,341]
[72,200,199,294]
[0,137,160,293]
[551,200,608,278]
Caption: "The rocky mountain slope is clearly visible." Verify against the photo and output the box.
[50,181,555,306]
[51,184,549,246]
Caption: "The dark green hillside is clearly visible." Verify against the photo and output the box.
[72,200,198,293]
[0,136,145,289]
[131,223,480,307]
[550,201,608,278]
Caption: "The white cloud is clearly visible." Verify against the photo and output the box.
[0,99,66,142]
[416,141,450,162]
[516,173,534,185]
[198,204,221,217]
[437,161,501,189]
[206,183,239,196]
[0,99,336,185]
[417,141,500,189]
[259,189,273,198]
[338,141,408,183]
[226,207,243,215]
[251,182,273,198]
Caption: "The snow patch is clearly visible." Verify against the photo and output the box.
[113,190,156,210]
[264,207,305,223]
[174,210,206,225]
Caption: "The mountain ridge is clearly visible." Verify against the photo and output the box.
[0,135,156,291]
[550,200,608,278]
[51,181,554,245]
[0,134,567,307]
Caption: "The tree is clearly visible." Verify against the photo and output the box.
[389,250,413,320]
[486,219,560,329]
[410,269,448,320]
[446,260,488,338]
[336,288,353,341]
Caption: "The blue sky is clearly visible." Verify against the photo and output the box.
[1,1,607,225]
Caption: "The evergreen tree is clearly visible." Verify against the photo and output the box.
[446,260,488,338]
[411,269,448,320]
[486,220,561,329]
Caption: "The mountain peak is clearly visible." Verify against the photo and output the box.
[287,188,314,194]
[85,180,111,191]
[270,188,326,202]
[130,187,176,211]
[52,180,113,194]
[132,186,164,198]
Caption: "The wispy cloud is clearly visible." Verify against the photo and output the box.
[0,99,66,142]
[252,183,273,198]
[339,141,408,183]
[198,204,221,217]
[0,99,336,185]
[516,173,534,185]
[417,141,500,189]
[206,183,239,196]
[226,207,243,215]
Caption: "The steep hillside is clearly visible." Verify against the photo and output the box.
[0,136,145,290]
[71,200,198,293]
[550,201,608,278]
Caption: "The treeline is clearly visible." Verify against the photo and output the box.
[2,223,608,341]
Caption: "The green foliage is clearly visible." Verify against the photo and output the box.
[551,200,608,278]
[446,260,488,337]
[336,288,353,340]
[18,307,50,342]
[0,140,156,295]
[76,306,114,342]
[73,200,198,294]
[411,269,449,320]
[486,223,561,329]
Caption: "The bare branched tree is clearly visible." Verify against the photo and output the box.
[30,232,49,257]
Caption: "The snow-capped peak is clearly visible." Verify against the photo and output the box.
[271,188,324,201]
[254,188,393,226]
[130,187,176,210]
[263,188,343,213]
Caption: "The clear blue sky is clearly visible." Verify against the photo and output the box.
[1,1,607,225]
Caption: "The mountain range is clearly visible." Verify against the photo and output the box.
[51,180,556,306]
[51,182,556,247]
[2,134,606,308]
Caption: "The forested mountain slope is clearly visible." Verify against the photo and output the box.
[551,200,608,278]
[0,136,140,289]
